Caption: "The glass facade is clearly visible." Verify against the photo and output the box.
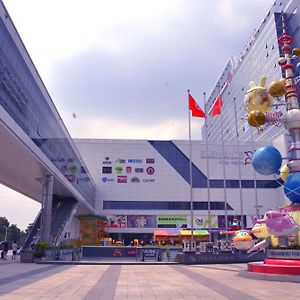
[203,2,300,145]
[103,201,234,210]
[0,18,95,207]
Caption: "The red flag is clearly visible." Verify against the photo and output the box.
[211,96,223,116]
[189,94,206,118]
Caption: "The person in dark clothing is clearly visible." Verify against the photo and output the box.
[2,241,8,260]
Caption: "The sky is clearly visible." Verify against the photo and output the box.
[0,0,274,230]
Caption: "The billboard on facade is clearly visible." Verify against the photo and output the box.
[127,215,156,228]
[157,215,187,228]
[106,215,127,228]
[192,215,218,228]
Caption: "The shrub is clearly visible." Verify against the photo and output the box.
[34,242,49,258]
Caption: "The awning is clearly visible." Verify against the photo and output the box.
[180,230,209,236]
[154,229,209,238]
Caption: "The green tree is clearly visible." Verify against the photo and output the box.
[0,217,9,241]
[7,224,21,242]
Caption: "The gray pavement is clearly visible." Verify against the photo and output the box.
[0,255,300,299]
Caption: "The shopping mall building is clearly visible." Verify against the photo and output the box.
[0,0,299,246]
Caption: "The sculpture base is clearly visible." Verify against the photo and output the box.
[241,249,300,282]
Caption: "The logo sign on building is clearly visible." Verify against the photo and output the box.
[102,167,112,174]
[115,166,123,174]
[157,215,187,228]
[102,177,114,183]
[135,168,143,173]
[146,167,155,175]
[146,158,155,164]
[103,157,111,164]
[142,179,155,183]
[127,215,156,228]
[106,215,127,228]
[131,177,140,183]
[117,175,127,183]
[128,159,143,163]
[191,215,218,228]
[115,158,126,164]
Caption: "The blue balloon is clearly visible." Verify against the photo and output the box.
[297,62,300,74]
[252,146,282,175]
[284,173,300,203]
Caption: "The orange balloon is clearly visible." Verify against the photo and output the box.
[247,111,266,127]
[293,48,300,56]
[269,80,286,97]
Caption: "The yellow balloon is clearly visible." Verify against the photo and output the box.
[280,164,290,181]
[251,223,269,239]
[293,48,300,56]
[269,80,286,97]
[247,110,265,127]
[278,78,286,88]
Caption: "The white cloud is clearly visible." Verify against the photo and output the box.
[0,185,40,231]
[0,0,274,227]
[64,114,204,140]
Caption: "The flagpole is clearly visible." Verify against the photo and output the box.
[187,90,194,242]
[233,97,244,228]
[203,92,212,242]
[218,87,228,232]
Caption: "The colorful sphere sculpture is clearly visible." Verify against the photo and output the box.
[268,80,286,98]
[252,146,282,175]
[284,173,300,203]
[280,164,290,181]
[247,110,266,127]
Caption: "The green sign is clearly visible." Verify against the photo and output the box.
[157,215,187,225]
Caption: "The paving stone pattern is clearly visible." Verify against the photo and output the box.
[0,258,300,299]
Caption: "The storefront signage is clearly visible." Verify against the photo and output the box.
[157,215,187,228]
[106,215,127,228]
[192,215,218,228]
[127,215,156,228]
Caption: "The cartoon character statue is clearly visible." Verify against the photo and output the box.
[244,76,273,113]
[255,208,299,237]
[221,229,254,251]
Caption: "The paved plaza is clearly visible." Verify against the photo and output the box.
[0,255,300,300]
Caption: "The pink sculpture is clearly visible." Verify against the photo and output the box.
[255,209,298,237]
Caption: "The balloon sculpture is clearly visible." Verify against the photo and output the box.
[245,16,300,251]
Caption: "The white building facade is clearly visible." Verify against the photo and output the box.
[74,139,285,243]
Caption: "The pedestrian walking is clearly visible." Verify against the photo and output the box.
[12,241,18,259]
[3,241,8,260]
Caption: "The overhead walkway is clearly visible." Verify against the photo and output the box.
[0,0,96,244]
